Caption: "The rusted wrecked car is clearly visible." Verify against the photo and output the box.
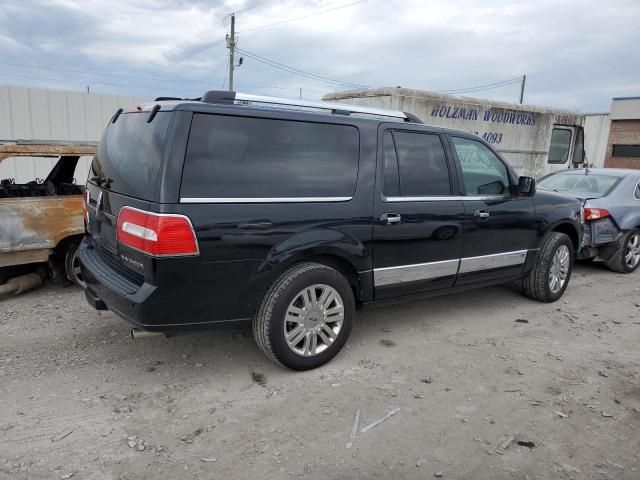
[0,140,96,294]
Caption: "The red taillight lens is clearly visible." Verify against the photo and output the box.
[83,189,90,225]
[116,207,199,256]
[583,208,610,221]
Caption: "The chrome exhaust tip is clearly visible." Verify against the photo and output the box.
[130,328,165,340]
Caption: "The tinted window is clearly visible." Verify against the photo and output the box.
[392,131,450,196]
[451,136,510,196]
[538,173,621,198]
[635,181,640,200]
[548,127,572,164]
[382,131,400,196]
[90,112,171,200]
[181,115,359,199]
[612,145,640,158]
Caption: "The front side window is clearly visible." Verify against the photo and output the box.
[181,115,359,199]
[548,127,573,164]
[451,136,510,196]
[389,131,451,196]
[633,180,640,200]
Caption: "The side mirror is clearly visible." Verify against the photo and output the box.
[518,176,536,196]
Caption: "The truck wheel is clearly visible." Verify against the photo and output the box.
[607,228,640,273]
[522,232,574,303]
[253,262,355,370]
[64,243,86,288]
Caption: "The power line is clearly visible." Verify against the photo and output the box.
[0,71,187,92]
[0,61,213,85]
[236,47,368,88]
[237,0,367,33]
[436,76,523,94]
[234,0,274,15]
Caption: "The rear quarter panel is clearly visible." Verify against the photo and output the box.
[531,190,582,249]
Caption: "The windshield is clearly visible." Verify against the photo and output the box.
[90,111,171,200]
[538,172,620,198]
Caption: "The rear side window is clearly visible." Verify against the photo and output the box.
[181,114,359,199]
[390,131,451,196]
[90,112,171,200]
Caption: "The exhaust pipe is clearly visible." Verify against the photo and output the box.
[0,273,42,295]
[130,328,165,340]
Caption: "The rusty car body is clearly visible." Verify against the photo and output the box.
[0,140,96,287]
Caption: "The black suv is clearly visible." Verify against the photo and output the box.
[80,91,582,370]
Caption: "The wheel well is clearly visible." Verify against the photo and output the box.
[303,255,360,299]
[552,223,580,250]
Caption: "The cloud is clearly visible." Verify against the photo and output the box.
[0,0,637,110]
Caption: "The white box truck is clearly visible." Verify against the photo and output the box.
[324,88,609,178]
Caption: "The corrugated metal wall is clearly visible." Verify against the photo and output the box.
[0,85,150,183]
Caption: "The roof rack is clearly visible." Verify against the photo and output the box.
[199,90,422,123]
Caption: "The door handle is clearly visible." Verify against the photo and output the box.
[474,209,490,219]
[380,213,402,225]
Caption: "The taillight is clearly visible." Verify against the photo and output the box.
[583,208,610,221]
[116,207,199,257]
[83,189,90,226]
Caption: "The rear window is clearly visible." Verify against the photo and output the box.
[180,114,359,199]
[538,173,620,198]
[90,112,171,200]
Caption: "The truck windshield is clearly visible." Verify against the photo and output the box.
[89,111,171,200]
[538,173,620,198]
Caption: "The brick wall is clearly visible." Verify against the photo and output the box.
[604,119,640,168]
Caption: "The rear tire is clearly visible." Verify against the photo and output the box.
[253,262,355,370]
[606,228,640,273]
[64,243,86,288]
[522,232,574,302]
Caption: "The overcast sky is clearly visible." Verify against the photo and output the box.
[0,0,638,111]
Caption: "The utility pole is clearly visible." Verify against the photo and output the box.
[226,13,236,91]
[519,74,526,104]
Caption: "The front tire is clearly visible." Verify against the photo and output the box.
[253,262,355,370]
[522,232,574,302]
[606,228,640,273]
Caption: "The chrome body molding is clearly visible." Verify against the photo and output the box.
[384,195,506,202]
[374,258,459,287]
[180,197,353,204]
[374,250,529,286]
[458,250,527,274]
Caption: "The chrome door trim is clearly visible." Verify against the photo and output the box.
[374,250,530,286]
[180,196,352,203]
[458,250,528,274]
[374,258,460,287]
[384,195,506,202]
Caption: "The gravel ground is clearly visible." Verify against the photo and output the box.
[1,262,639,480]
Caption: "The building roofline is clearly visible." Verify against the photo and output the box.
[323,87,584,117]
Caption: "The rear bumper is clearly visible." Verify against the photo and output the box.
[79,239,161,329]
[78,237,254,330]
[579,219,625,260]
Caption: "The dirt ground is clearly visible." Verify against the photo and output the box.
[1,262,639,480]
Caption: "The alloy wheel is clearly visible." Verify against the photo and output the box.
[624,233,640,269]
[283,284,344,357]
[549,244,570,293]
